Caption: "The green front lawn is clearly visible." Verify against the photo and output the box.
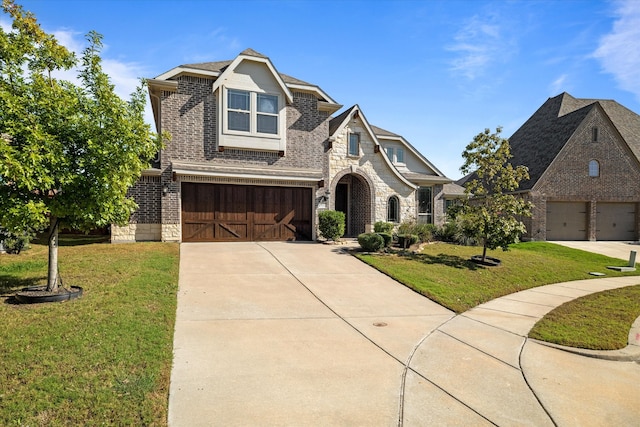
[529,285,640,350]
[356,242,639,313]
[0,241,179,426]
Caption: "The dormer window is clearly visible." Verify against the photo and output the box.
[257,94,278,134]
[396,147,404,163]
[225,89,280,136]
[228,90,250,131]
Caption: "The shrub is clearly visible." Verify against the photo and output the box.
[318,210,345,241]
[0,229,31,254]
[397,234,419,249]
[358,232,385,252]
[376,232,392,247]
[397,221,436,243]
[373,221,394,234]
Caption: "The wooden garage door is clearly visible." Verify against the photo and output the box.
[546,202,587,240]
[597,203,636,241]
[181,183,312,242]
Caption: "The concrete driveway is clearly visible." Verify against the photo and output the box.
[551,240,639,262]
[168,241,640,426]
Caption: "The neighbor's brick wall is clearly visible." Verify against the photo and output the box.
[536,111,640,202]
[529,110,640,240]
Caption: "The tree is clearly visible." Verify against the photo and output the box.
[459,127,532,263]
[0,1,162,292]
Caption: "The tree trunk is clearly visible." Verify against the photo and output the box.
[481,238,488,263]
[47,217,59,292]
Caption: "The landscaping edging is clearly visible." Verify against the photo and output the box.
[15,285,83,304]
[470,255,502,266]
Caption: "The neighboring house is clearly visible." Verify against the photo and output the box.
[485,92,640,241]
[111,48,453,242]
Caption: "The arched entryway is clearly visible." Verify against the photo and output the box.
[333,173,372,237]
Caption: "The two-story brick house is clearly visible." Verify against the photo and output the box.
[505,92,640,241]
[111,49,453,242]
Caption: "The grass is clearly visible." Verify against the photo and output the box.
[356,241,640,313]
[529,285,640,350]
[0,239,179,426]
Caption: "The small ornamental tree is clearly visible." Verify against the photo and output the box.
[459,127,532,263]
[0,1,162,292]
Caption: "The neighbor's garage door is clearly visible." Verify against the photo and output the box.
[181,183,312,242]
[546,202,587,240]
[596,203,636,241]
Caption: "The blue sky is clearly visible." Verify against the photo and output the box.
[2,0,639,179]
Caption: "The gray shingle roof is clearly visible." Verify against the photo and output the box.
[370,124,401,138]
[181,49,313,86]
[328,106,356,136]
[508,92,640,190]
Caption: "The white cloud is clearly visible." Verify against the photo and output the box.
[550,74,568,95]
[447,11,514,81]
[593,0,640,100]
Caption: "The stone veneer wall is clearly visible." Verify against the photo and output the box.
[328,119,416,229]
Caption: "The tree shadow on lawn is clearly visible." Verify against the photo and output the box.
[32,233,109,247]
[0,275,46,303]
[406,252,482,271]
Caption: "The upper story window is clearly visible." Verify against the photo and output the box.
[257,94,278,134]
[348,133,360,157]
[396,147,405,163]
[386,147,394,160]
[592,127,599,142]
[226,89,279,135]
[228,90,250,132]
[589,159,600,177]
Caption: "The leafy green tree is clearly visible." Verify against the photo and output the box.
[459,127,532,263]
[0,1,161,292]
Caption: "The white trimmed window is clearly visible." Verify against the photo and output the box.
[348,133,360,156]
[226,89,279,136]
[396,147,405,163]
[257,93,278,134]
[386,147,394,160]
[589,159,600,177]
[228,90,250,132]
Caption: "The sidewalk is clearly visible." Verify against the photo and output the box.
[169,242,640,426]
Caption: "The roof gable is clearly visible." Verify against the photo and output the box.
[329,105,416,189]
[509,92,640,191]
[211,51,293,104]
[371,124,448,179]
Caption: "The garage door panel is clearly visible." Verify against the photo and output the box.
[182,183,311,242]
[597,203,636,241]
[547,202,587,240]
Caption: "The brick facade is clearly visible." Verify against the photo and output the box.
[119,50,452,242]
[519,102,640,241]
